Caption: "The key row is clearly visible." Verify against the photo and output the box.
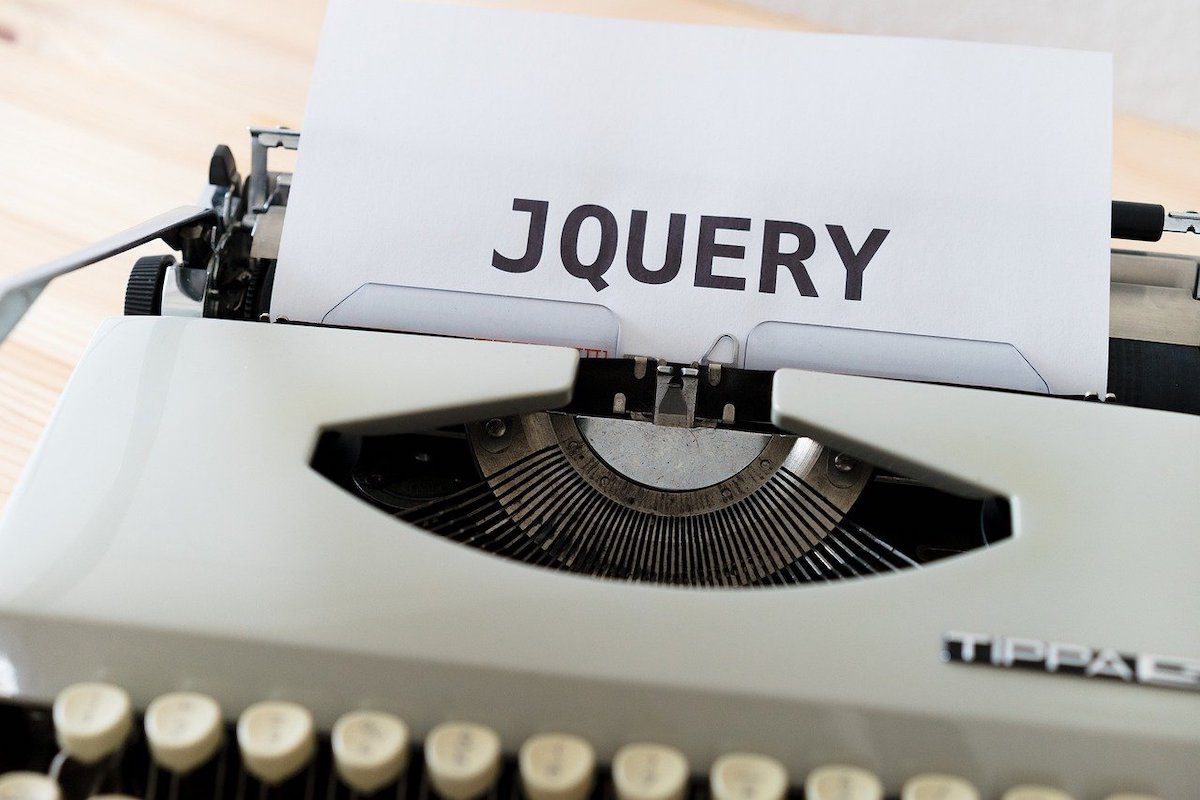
[0,682,1161,800]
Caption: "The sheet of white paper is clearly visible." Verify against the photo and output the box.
[273,1,1112,394]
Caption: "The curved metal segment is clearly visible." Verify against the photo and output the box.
[416,412,874,587]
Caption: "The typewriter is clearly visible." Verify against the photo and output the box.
[0,123,1196,800]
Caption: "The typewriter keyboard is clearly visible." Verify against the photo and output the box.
[0,684,1159,800]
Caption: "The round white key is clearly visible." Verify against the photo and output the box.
[902,774,980,800]
[805,765,884,800]
[424,722,502,800]
[709,753,788,800]
[518,733,596,800]
[236,701,316,784]
[0,773,61,800]
[332,710,410,794]
[52,682,133,764]
[144,692,224,774]
[1001,788,1074,800]
[612,743,689,800]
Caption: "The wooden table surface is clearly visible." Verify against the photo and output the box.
[1,0,1197,512]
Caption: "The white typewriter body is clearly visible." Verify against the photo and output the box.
[0,315,1196,797]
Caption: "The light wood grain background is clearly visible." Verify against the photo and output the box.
[1,0,1197,512]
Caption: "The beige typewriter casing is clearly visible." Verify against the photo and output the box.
[0,315,1196,797]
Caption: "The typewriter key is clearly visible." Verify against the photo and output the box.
[709,753,787,800]
[52,683,133,765]
[804,765,883,800]
[901,773,979,800]
[331,710,410,794]
[144,691,224,775]
[424,722,502,800]
[518,733,595,800]
[1000,788,1074,800]
[236,701,316,784]
[0,773,61,800]
[612,743,689,800]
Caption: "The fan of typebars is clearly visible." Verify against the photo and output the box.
[397,412,917,587]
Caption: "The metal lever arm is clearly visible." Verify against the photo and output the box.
[0,205,214,345]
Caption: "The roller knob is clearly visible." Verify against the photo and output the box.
[123,255,175,316]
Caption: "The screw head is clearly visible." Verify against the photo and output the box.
[833,453,857,473]
[484,418,507,439]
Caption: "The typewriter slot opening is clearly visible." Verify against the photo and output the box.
[310,361,1011,588]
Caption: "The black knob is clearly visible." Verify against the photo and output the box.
[124,255,175,316]
[208,144,239,188]
[1111,200,1165,242]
